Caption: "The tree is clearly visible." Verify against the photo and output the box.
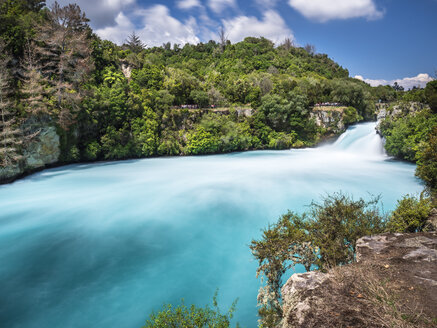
[218,27,228,52]
[36,1,93,129]
[387,194,432,233]
[190,89,209,108]
[0,0,46,59]
[20,41,49,116]
[0,43,22,167]
[304,43,315,55]
[424,80,437,113]
[125,31,145,53]
[281,37,294,51]
[392,81,404,92]
[416,126,437,197]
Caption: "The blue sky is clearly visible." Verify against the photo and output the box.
[48,0,437,88]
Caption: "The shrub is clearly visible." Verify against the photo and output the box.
[415,126,437,198]
[387,194,432,233]
[142,291,238,328]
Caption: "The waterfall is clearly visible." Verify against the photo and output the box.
[324,122,386,159]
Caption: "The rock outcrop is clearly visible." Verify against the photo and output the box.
[426,208,437,231]
[310,107,346,134]
[281,232,437,328]
[0,124,60,183]
[376,102,430,135]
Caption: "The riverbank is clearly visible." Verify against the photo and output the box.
[0,106,361,185]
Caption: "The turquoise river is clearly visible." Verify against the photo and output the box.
[0,122,424,327]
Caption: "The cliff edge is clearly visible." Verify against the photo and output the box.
[281,232,437,328]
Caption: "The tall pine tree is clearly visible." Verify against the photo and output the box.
[0,41,22,167]
[126,31,145,53]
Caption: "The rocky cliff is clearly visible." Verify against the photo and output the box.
[310,107,346,134]
[281,232,437,328]
[376,101,430,134]
[0,123,60,183]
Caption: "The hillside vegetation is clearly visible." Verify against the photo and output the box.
[0,0,389,171]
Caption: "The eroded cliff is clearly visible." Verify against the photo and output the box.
[281,232,437,328]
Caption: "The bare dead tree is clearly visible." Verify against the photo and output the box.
[304,43,316,55]
[21,41,49,116]
[35,1,93,130]
[218,27,228,52]
[0,42,23,167]
[282,37,295,51]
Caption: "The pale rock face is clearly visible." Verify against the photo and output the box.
[24,126,60,169]
[281,271,328,326]
[281,232,437,328]
[310,110,344,133]
[121,63,132,79]
[376,102,430,134]
[0,125,60,183]
[426,208,437,231]
[0,164,22,182]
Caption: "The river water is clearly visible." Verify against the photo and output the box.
[0,122,423,328]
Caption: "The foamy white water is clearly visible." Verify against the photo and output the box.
[0,122,423,328]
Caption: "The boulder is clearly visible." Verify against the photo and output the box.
[281,232,437,328]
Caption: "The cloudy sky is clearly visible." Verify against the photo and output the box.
[47,0,436,89]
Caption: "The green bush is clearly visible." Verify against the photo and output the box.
[415,126,437,197]
[142,291,238,328]
[185,127,220,155]
[379,108,437,161]
[342,106,362,124]
[387,194,432,233]
[84,141,101,161]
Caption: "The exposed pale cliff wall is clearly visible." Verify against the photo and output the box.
[281,232,437,328]
[310,107,346,134]
[0,124,60,183]
[376,101,430,134]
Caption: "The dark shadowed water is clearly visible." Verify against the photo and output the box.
[0,123,423,327]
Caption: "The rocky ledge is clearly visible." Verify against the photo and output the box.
[0,124,60,183]
[281,232,437,328]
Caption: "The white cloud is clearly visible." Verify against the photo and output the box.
[288,0,383,22]
[137,5,200,46]
[176,0,202,10]
[223,10,293,45]
[96,5,200,46]
[208,0,236,14]
[354,73,435,89]
[95,12,134,44]
[47,0,135,28]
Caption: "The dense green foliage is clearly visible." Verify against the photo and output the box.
[425,80,437,113]
[142,292,238,328]
[378,107,437,196]
[250,193,386,327]
[387,194,433,233]
[416,126,437,197]
[379,107,436,161]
